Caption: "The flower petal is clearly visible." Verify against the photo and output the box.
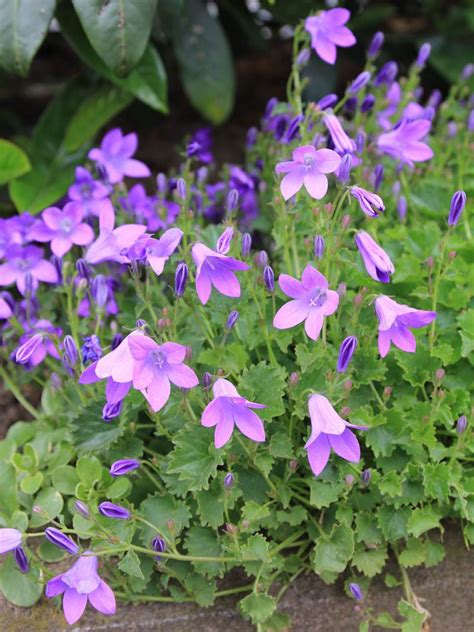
[234,408,265,443]
[304,310,324,340]
[215,415,234,448]
[278,273,306,299]
[328,428,361,462]
[306,433,331,476]
[304,172,328,199]
[166,363,199,388]
[301,264,328,290]
[88,580,116,616]
[62,589,88,625]
[280,170,305,201]
[143,373,171,412]
[273,299,308,329]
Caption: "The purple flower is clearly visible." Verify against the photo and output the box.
[350,186,385,218]
[361,94,375,113]
[375,295,436,357]
[337,336,358,372]
[448,190,467,226]
[187,127,213,163]
[128,335,199,412]
[305,8,356,65]
[14,546,29,573]
[151,535,166,560]
[15,320,61,367]
[416,43,431,68]
[68,167,113,218]
[216,227,234,254]
[63,335,79,366]
[224,473,234,488]
[191,243,249,305]
[349,583,364,601]
[227,189,239,213]
[355,231,394,282]
[318,93,339,110]
[98,502,130,520]
[74,501,90,518]
[314,235,325,259]
[305,394,367,476]
[372,164,384,192]
[273,264,339,341]
[263,265,275,292]
[45,527,79,555]
[85,206,147,265]
[375,61,398,86]
[337,153,352,184]
[88,128,150,184]
[275,145,341,201]
[0,528,22,554]
[348,71,371,94]
[377,119,433,165]
[0,296,12,319]
[109,459,140,477]
[132,228,183,277]
[368,31,384,58]
[201,378,266,448]
[456,415,468,434]
[0,245,58,295]
[175,261,188,297]
[225,309,240,330]
[323,114,357,154]
[397,195,407,221]
[81,335,102,364]
[46,552,116,625]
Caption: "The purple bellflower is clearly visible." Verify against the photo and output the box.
[191,243,249,305]
[85,206,147,265]
[29,204,94,258]
[88,128,150,184]
[355,231,394,282]
[201,378,266,448]
[99,502,130,520]
[305,394,367,476]
[0,245,58,295]
[337,336,358,372]
[46,552,116,625]
[275,145,341,201]
[273,264,339,341]
[15,320,61,367]
[350,186,385,218]
[129,228,183,276]
[0,296,12,319]
[375,295,436,357]
[14,546,29,573]
[109,459,140,477]
[216,227,234,255]
[377,119,433,165]
[323,113,357,154]
[305,8,356,65]
[68,167,113,218]
[45,528,79,555]
[448,190,467,226]
[0,528,22,554]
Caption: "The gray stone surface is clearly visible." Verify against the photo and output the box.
[1,525,473,631]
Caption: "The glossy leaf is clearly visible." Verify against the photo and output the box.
[0,140,31,185]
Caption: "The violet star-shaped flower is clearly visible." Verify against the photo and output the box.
[191,243,249,305]
[375,295,436,357]
[305,8,356,65]
[46,552,115,625]
[29,203,94,258]
[305,394,367,476]
[377,118,433,165]
[273,264,339,341]
[88,128,150,184]
[128,227,183,276]
[0,245,58,295]
[201,378,266,448]
[275,145,341,201]
[0,296,12,319]
[85,206,147,265]
[68,167,114,218]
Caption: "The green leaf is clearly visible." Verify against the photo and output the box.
[377,506,410,541]
[19,472,43,495]
[173,0,235,123]
[76,455,103,488]
[37,538,68,562]
[29,488,64,527]
[51,465,79,495]
[238,362,287,421]
[398,600,425,632]
[457,309,474,357]
[269,432,294,459]
[72,0,157,76]
[0,0,56,76]
[70,400,125,454]
[355,513,383,546]
[407,506,443,538]
[312,525,354,576]
[0,139,31,184]
[352,546,387,577]
[241,500,271,527]
[398,538,426,567]
[309,481,344,509]
[0,462,17,515]
[106,476,131,500]
[0,556,42,607]
[58,6,168,112]
[118,551,145,579]
[379,471,403,498]
[195,479,225,529]
[185,526,222,577]
[240,592,277,625]
[168,425,224,491]
[183,573,217,607]
[140,493,191,541]
[241,534,271,562]
[395,345,433,387]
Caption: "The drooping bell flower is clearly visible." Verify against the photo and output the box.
[305,8,356,65]
[305,394,367,475]
[201,378,266,448]
[355,231,394,282]
[275,145,341,201]
[191,243,249,305]
[273,264,339,341]
[374,295,436,357]
[377,119,433,165]
[350,186,385,218]
[46,552,116,625]
[88,128,150,184]
[323,113,357,154]
[28,204,94,258]
[85,206,147,265]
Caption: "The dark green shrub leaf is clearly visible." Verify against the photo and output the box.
[0,139,31,185]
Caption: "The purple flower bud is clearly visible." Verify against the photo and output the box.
[448,190,467,226]
[110,459,140,477]
[51,372,62,390]
[423,106,435,121]
[289,372,299,386]
[63,335,78,367]
[368,31,384,58]
[373,164,384,192]
[397,195,407,221]
[76,258,91,281]
[314,235,325,259]
[241,233,252,257]
[263,266,275,292]
[217,227,234,254]
[343,97,358,114]
[256,250,268,269]
[427,89,442,109]
[318,93,338,110]
[361,469,371,484]
[15,333,43,365]
[337,336,358,372]
[111,333,124,350]
[349,582,364,601]
[345,474,355,486]
[98,502,130,520]
[355,130,366,154]
[91,275,108,309]
[151,535,166,560]
[360,94,375,113]
[156,172,167,194]
[246,127,258,149]
[24,272,35,297]
[456,415,467,434]
[461,63,474,81]
[225,310,240,330]
[136,319,147,330]
[348,71,371,94]
[174,261,188,297]
[447,121,457,138]
[338,153,352,184]
[82,335,101,364]
[102,400,123,421]
[337,282,346,297]
[14,546,29,573]
[416,43,431,68]
[374,61,398,86]
[468,110,474,132]
[392,181,401,197]
[74,500,90,518]
[176,177,187,201]
[227,189,239,213]
[45,527,79,555]
[224,473,234,489]
[296,47,311,66]
[202,372,212,388]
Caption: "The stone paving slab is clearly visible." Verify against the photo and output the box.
[1,525,473,631]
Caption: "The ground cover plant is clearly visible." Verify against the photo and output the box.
[0,8,473,631]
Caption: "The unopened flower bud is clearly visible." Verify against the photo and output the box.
[217,227,234,254]
[241,233,252,257]
[296,47,311,67]
[448,190,466,226]
[434,368,445,383]
[111,333,123,350]
[289,372,299,387]
[456,415,468,434]
[354,293,363,306]
[63,335,78,367]
[226,523,237,535]
[348,71,371,94]
[337,283,347,297]
[345,474,355,486]
[224,473,234,489]
[343,379,353,393]
[263,265,275,292]
[174,261,188,297]
[289,459,298,472]
[227,189,239,213]
[448,250,457,261]
[361,469,371,485]
[342,214,351,230]
[360,94,375,113]
[176,178,187,201]
[225,310,239,330]
[91,274,108,309]
[368,31,384,58]
[373,164,384,191]
[349,582,364,601]
[397,195,407,221]
[136,319,147,330]
[415,42,431,68]
[151,535,166,560]
[426,256,434,269]
[383,386,393,400]
[338,154,352,184]
[256,250,268,268]
[202,372,212,388]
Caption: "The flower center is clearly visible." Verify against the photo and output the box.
[80,184,92,198]
[17,259,31,271]
[309,289,327,308]
[303,153,314,168]
[151,350,166,368]
[60,219,73,233]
